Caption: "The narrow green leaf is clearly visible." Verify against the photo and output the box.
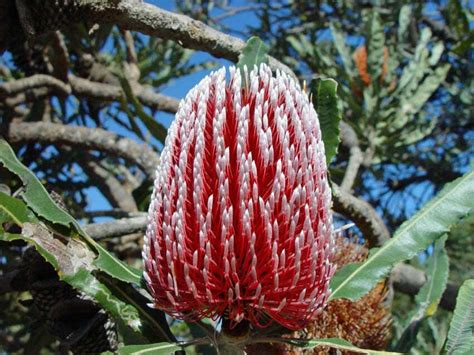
[237,36,269,73]
[0,139,78,228]
[396,27,432,95]
[93,241,142,284]
[0,139,141,285]
[119,77,168,144]
[446,0,470,38]
[311,78,342,163]
[115,342,181,354]
[330,23,354,78]
[63,269,143,332]
[330,169,474,301]
[366,11,385,84]
[0,192,36,226]
[398,64,450,120]
[445,279,474,355]
[397,5,412,44]
[394,235,449,352]
[429,42,444,67]
[0,222,144,333]
[413,236,450,317]
[286,337,400,354]
[452,31,474,56]
[287,35,310,58]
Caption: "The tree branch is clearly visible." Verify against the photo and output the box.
[80,159,138,213]
[332,183,391,247]
[340,121,364,192]
[83,0,296,79]
[0,74,179,113]
[82,214,147,240]
[391,263,458,311]
[0,74,70,97]
[69,74,179,113]
[6,121,160,177]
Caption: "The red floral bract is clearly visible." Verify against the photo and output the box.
[143,64,335,330]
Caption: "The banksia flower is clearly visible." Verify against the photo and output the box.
[278,236,392,354]
[143,64,335,330]
[353,45,389,87]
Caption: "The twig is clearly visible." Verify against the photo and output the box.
[340,122,364,192]
[69,74,179,113]
[391,263,458,311]
[80,159,138,213]
[82,214,147,240]
[332,182,391,247]
[83,0,297,79]
[0,74,70,97]
[77,209,139,219]
[0,73,178,113]
[7,121,160,177]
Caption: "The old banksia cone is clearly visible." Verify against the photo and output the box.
[143,63,335,330]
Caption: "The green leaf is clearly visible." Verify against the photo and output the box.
[0,222,144,334]
[0,139,78,228]
[63,269,144,332]
[429,42,444,67]
[330,23,354,78]
[398,64,450,120]
[93,241,142,284]
[446,0,470,38]
[413,236,450,317]
[119,76,168,144]
[397,5,412,44]
[286,337,400,354]
[452,31,474,56]
[445,279,474,355]
[115,342,182,354]
[0,139,141,285]
[396,28,432,95]
[237,36,269,73]
[330,169,474,301]
[287,35,311,58]
[311,78,342,164]
[0,192,36,226]
[394,235,450,352]
[99,277,175,343]
[366,11,385,84]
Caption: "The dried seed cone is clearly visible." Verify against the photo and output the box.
[143,64,335,330]
[21,248,119,354]
[279,237,392,354]
[28,0,82,33]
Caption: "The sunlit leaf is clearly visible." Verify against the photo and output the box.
[0,139,79,228]
[445,279,474,355]
[237,36,269,73]
[0,139,141,285]
[330,23,354,78]
[330,169,474,301]
[285,337,400,354]
[0,192,36,226]
[394,235,449,352]
[113,342,182,354]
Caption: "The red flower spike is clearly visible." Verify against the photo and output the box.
[143,64,335,330]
